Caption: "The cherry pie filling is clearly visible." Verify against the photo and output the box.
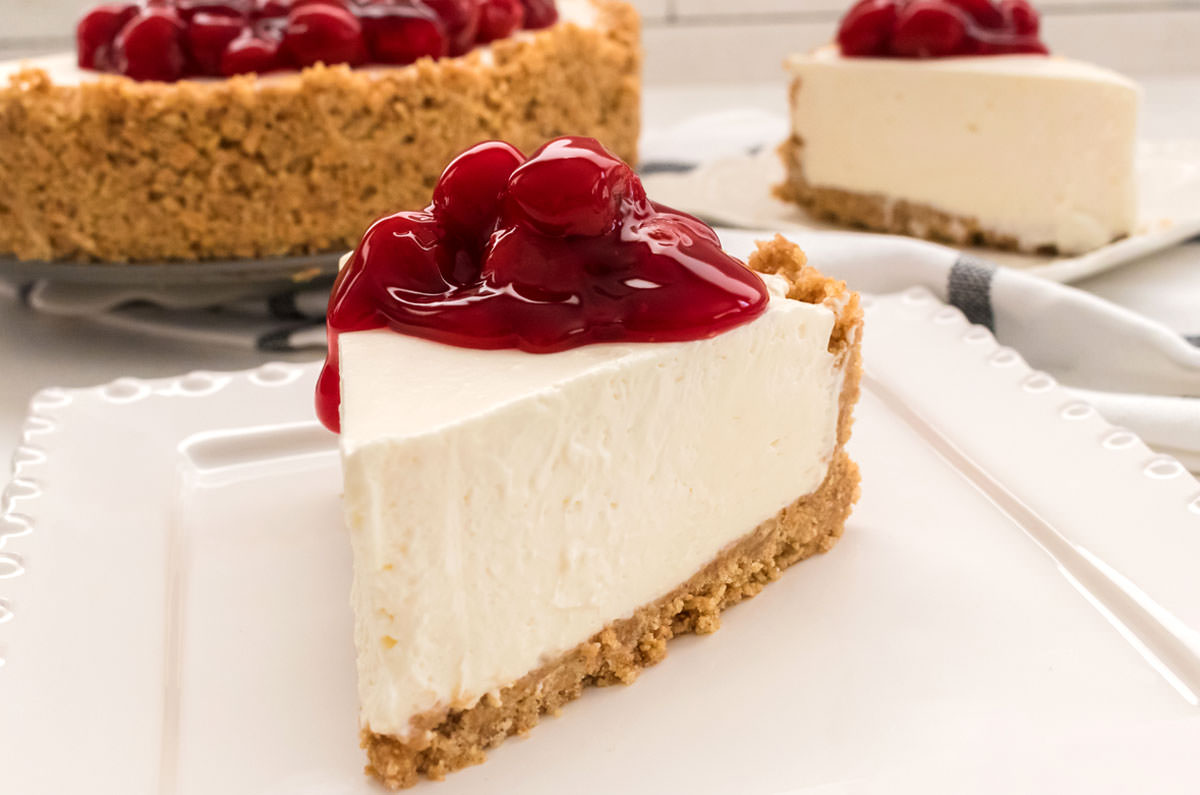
[76,0,559,81]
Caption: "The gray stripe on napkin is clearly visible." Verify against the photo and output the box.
[638,161,699,176]
[947,254,997,331]
[1187,335,1200,347]
[268,290,308,321]
[639,146,759,177]
[257,319,324,353]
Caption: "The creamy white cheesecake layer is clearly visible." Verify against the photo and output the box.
[0,0,598,86]
[786,45,1140,254]
[339,276,844,740]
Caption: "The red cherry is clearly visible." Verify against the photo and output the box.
[423,0,482,55]
[76,3,140,70]
[432,141,526,242]
[283,3,367,67]
[944,0,1003,29]
[114,9,188,81]
[259,0,357,12]
[187,12,247,73]
[891,1,967,57]
[360,2,449,64]
[506,137,635,237]
[519,0,556,29]
[355,211,453,296]
[476,0,524,42]
[1000,0,1039,34]
[478,225,581,303]
[836,0,897,56]
[221,32,288,73]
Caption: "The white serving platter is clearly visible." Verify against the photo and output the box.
[641,142,1200,284]
[2,291,1199,793]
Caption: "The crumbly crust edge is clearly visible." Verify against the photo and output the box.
[361,239,865,789]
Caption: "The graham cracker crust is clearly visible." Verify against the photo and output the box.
[0,0,640,263]
[775,134,1060,256]
[362,237,864,789]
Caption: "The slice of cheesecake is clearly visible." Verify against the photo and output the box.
[778,1,1139,256]
[318,137,863,788]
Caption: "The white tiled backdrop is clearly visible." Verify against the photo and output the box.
[2,0,1199,82]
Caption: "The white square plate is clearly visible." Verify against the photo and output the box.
[3,291,1200,793]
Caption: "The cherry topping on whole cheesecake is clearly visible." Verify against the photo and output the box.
[359,2,450,64]
[76,0,558,80]
[77,3,141,69]
[220,30,287,73]
[283,3,367,67]
[837,0,1048,57]
[420,0,482,56]
[315,136,770,433]
[114,8,189,80]
[519,0,558,29]
[476,0,525,43]
[187,11,246,72]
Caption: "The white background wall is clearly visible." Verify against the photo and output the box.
[2,0,1199,82]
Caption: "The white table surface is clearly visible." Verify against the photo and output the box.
[1,80,1198,467]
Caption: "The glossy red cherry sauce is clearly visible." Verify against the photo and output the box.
[837,0,1048,58]
[315,137,769,433]
[76,0,558,81]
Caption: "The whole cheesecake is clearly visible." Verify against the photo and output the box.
[318,137,863,787]
[0,0,639,263]
[778,0,1139,256]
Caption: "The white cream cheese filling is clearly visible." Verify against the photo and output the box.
[338,275,846,740]
[786,45,1140,254]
